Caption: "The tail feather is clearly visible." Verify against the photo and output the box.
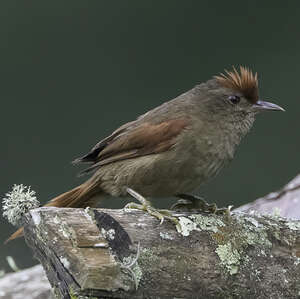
[5,180,101,243]
[45,185,93,208]
[4,227,24,244]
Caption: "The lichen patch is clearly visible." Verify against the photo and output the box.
[212,213,273,275]
[121,255,142,289]
[159,232,174,240]
[31,210,41,226]
[101,228,115,240]
[286,221,300,231]
[60,256,70,269]
[176,214,225,236]
[190,214,225,233]
[215,243,240,275]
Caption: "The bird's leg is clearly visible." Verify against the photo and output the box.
[172,193,233,216]
[124,188,180,229]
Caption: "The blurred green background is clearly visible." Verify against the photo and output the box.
[0,1,298,273]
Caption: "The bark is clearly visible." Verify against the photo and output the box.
[2,175,300,299]
[23,206,300,298]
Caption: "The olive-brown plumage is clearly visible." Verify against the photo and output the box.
[7,66,284,242]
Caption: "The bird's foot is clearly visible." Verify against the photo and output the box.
[125,188,181,229]
[172,193,233,217]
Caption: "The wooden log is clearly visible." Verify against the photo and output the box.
[237,174,300,219]
[23,205,300,299]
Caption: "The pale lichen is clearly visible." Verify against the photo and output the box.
[120,243,142,290]
[84,206,95,222]
[159,232,174,240]
[31,210,41,226]
[190,214,225,233]
[286,220,300,231]
[236,214,272,248]
[101,228,115,240]
[176,216,198,236]
[272,207,282,217]
[60,256,70,270]
[176,214,224,236]
[121,256,142,289]
[294,257,300,266]
[53,215,60,224]
[244,216,260,228]
[139,248,159,268]
[213,213,273,275]
[215,243,240,275]
[55,216,77,247]
[243,229,272,247]
[2,184,39,227]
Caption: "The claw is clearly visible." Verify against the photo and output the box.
[173,193,233,216]
[125,187,180,229]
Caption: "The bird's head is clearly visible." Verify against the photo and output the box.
[210,66,285,115]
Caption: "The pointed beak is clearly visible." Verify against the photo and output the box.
[253,100,285,112]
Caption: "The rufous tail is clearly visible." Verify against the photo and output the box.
[5,179,102,243]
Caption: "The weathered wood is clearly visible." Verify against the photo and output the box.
[24,204,300,299]
[3,174,300,299]
[237,174,300,219]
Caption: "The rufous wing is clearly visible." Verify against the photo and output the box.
[75,118,189,174]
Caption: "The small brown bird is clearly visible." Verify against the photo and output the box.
[7,66,284,242]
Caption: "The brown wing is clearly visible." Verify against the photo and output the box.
[74,118,189,175]
[72,120,136,164]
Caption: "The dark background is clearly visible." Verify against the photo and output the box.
[0,1,298,272]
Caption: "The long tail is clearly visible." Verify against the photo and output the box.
[5,179,102,243]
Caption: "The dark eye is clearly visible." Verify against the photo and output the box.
[228,95,241,104]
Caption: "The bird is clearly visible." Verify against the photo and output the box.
[6,66,284,242]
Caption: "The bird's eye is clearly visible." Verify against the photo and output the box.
[228,95,241,104]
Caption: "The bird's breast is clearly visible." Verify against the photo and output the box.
[176,123,240,184]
